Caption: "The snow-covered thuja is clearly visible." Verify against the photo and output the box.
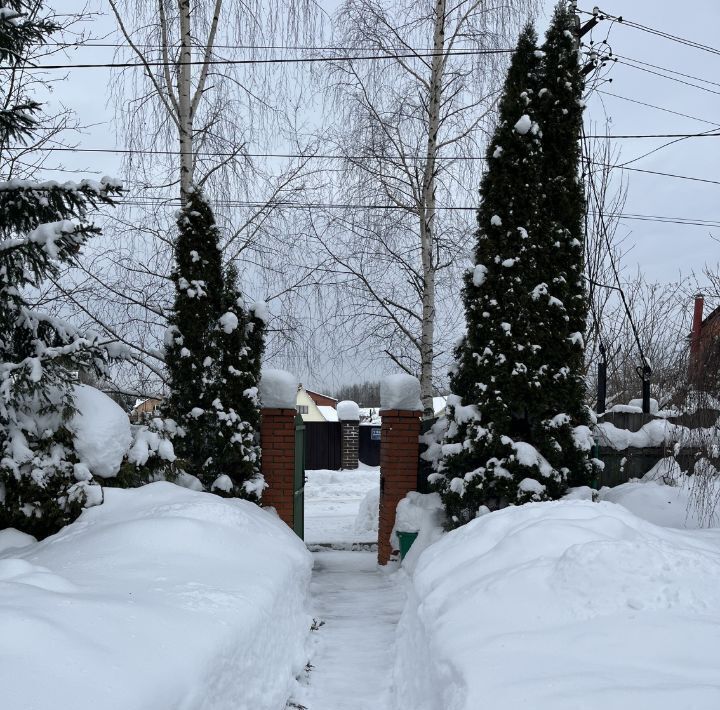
[210,265,266,500]
[432,23,593,527]
[0,1,122,538]
[163,191,265,498]
[533,2,595,488]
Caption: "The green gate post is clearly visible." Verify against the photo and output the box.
[293,413,306,539]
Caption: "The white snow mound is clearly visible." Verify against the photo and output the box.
[394,500,720,710]
[69,385,132,478]
[0,483,312,710]
[259,368,297,409]
[337,400,360,421]
[381,373,422,412]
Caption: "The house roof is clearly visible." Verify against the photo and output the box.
[702,304,720,328]
[317,405,339,422]
[304,387,338,403]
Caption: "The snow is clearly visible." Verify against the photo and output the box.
[513,114,532,134]
[249,301,269,323]
[472,264,488,286]
[68,385,132,478]
[337,399,360,421]
[0,483,312,710]
[259,367,297,409]
[304,466,380,546]
[391,492,445,575]
[490,214,502,226]
[597,457,720,529]
[298,551,405,710]
[609,403,643,414]
[354,486,380,536]
[218,311,239,333]
[126,424,176,467]
[597,417,673,449]
[380,373,422,412]
[211,473,233,492]
[629,397,659,413]
[317,404,339,422]
[394,500,720,710]
[0,528,36,554]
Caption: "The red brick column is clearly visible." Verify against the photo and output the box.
[378,408,422,565]
[261,408,296,529]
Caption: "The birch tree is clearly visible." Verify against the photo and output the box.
[312,0,537,415]
[46,0,326,396]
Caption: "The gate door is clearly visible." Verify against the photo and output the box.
[293,413,306,539]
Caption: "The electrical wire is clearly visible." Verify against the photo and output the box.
[596,91,720,128]
[90,195,720,228]
[583,9,720,58]
[5,47,515,71]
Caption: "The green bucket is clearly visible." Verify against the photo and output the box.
[396,531,418,560]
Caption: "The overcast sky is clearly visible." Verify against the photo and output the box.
[44,0,720,390]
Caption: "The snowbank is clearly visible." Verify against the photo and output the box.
[596,416,720,450]
[69,384,132,477]
[0,483,312,710]
[394,500,720,710]
[0,528,35,554]
[259,368,297,409]
[380,374,422,412]
[337,399,360,421]
[304,467,379,545]
[354,486,380,535]
[598,457,720,529]
[392,492,445,574]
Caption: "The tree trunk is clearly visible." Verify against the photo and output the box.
[178,0,193,202]
[419,0,446,417]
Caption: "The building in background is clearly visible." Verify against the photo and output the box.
[296,385,338,422]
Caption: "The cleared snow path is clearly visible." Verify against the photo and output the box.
[301,550,404,710]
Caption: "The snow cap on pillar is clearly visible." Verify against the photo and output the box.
[258,368,297,409]
[337,400,360,421]
[380,373,422,412]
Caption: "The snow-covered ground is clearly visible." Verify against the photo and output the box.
[304,466,380,546]
[295,551,405,710]
[0,483,312,710]
[394,494,720,710]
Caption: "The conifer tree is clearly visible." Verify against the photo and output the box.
[0,0,122,538]
[211,264,265,499]
[163,190,264,498]
[534,2,593,487]
[432,15,594,527]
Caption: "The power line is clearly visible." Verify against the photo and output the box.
[6,136,720,159]
[9,47,515,71]
[48,41,477,52]
[7,145,719,187]
[95,196,720,227]
[613,58,720,97]
[585,8,720,58]
[596,91,720,128]
[612,53,720,90]
[594,163,720,187]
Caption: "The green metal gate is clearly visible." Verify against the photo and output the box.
[293,413,305,539]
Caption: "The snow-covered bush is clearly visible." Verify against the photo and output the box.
[0,482,313,710]
[163,191,265,499]
[394,499,720,710]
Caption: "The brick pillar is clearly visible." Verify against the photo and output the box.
[341,420,359,469]
[378,408,421,565]
[260,408,296,529]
